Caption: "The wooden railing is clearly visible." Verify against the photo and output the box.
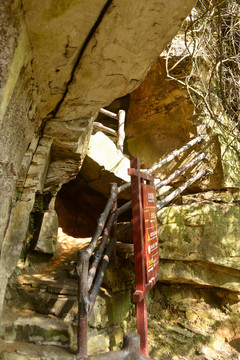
[76,183,130,359]
[93,108,126,153]
[76,134,210,359]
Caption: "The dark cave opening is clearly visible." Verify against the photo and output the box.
[55,173,132,238]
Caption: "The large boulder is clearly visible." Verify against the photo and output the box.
[35,210,58,255]
[81,132,130,197]
[157,191,240,292]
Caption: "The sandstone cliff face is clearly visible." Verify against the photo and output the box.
[0,0,196,316]
[125,57,225,190]
[124,37,240,297]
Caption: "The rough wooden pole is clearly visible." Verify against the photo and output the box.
[146,136,203,174]
[89,212,117,314]
[99,108,118,119]
[117,136,203,195]
[93,122,117,136]
[87,184,117,257]
[155,152,207,189]
[117,109,126,153]
[156,169,208,210]
[77,250,90,360]
[88,211,116,291]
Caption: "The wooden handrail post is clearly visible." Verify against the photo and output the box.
[117,109,126,153]
[129,158,149,357]
[109,187,118,266]
[77,250,90,360]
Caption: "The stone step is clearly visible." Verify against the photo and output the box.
[2,310,71,349]
[2,253,134,356]
[6,265,133,328]
[0,338,75,360]
[8,284,78,322]
[1,309,110,355]
[7,279,132,328]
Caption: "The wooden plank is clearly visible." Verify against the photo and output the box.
[93,122,117,136]
[99,108,118,119]
[141,184,159,283]
[128,168,154,182]
[130,157,149,357]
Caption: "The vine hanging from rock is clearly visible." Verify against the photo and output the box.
[165,0,240,141]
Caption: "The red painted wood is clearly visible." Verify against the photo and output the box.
[130,157,149,357]
[128,168,154,182]
[132,290,144,303]
[141,184,160,283]
[145,272,159,294]
[129,158,161,358]
[133,273,159,303]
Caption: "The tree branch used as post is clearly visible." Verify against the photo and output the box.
[99,108,118,119]
[117,110,126,153]
[87,184,118,257]
[77,250,90,360]
[156,169,208,210]
[93,122,117,137]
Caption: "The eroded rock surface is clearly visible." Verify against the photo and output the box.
[0,0,196,317]
[125,56,240,191]
[157,191,240,292]
[81,132,130,197]
[123,38,240,303]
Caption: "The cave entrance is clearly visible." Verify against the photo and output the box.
[55,173,108,239]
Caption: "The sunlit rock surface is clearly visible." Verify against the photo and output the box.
[81,132,130,197]
[157,191,240,292]
[0,0,196,317]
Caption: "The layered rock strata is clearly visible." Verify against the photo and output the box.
[0,0,196,317]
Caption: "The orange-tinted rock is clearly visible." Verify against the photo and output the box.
[126,57,196,169]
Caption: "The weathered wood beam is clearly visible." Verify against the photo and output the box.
[147,136,203,174]
[155,152,207,190]
[156,169,208,210]
[93,122,117,136]
[87,183,118,257]
[117,109,126,153]
[99,107,118,119]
